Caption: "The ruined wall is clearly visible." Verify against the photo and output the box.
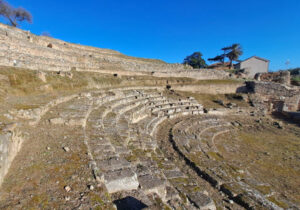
[152,69,229,80]
[246,81,300,112]
[172,83,243,94]
[0,129,23,186]
[0,23,233,81]
[255,71,291,85]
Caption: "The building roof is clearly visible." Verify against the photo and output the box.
[207,62,231,70]
[208,62,230,67]
[240,56,270,63]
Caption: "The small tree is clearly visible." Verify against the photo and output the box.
[223,43,243,69]
[183,52,207,69]
[208,44,243,69]
[0,0,32,27]
[208,55,225,63]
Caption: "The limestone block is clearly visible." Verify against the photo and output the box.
[175,108,182,113]
[39,84,53,92]
[66,118,86,127]
[13,107,44,121]
[36,71,47,82]
[187,192,216,210]
[164,170,186,179]
[138,174,166,199]
[97,157,131,172]
[104,168,139,193]
[167,109,175,114]
[114,146,130,155]
[93,144,115,153]
[49,117,65,125]
[0,130,23,186]
[0,133,12,185]
[165,186,181,201]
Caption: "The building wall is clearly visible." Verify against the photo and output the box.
[240,58,269,78]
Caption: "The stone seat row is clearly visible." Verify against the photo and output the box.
[31,87,216,208]
[2,35,185,71]
[169,116,278,209]
[84,90,203,200]
[8,87,210,207]
[1,25,187,73]
[0,51,120,71]
[1,28,122,56]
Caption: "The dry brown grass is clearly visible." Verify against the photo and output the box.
[215,118,300,207]
[0,66,243,111]
[174,91,249,108]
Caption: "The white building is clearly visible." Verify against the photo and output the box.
[235,56,269,78]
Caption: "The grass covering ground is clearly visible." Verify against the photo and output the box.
[291,76,300,86]
[292,76,300,82]
[175,91,249,108]
[0,66,242,105]
[215,117,300,207]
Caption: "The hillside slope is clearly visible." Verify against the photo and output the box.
[0,23,232,80]
[0,23,189,73]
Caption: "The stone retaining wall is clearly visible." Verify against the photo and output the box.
[0,23,231,80]
[0,23,189,73]
[0,129,23,186]
[246,81,300,112]
[255,71,290,85]
[153,69,229,80]
[172,83,243,94]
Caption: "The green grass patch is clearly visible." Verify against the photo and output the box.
[193,79,242,85]
[207,151,223,161]
[292,76,300,82]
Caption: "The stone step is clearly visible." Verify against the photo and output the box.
[104,168,139,194]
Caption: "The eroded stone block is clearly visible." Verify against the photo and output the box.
[98,157,131,172]
[138,174,166,198]
[187,192,216,210]
[104,169,139,193]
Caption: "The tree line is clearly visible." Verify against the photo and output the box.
[183,43,243,69]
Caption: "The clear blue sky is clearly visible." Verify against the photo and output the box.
[3,0,300,71]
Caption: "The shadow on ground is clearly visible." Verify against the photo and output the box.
[113,196,148,210]
[271,112,300,126]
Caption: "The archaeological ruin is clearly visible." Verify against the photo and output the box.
[0,23,299,209]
